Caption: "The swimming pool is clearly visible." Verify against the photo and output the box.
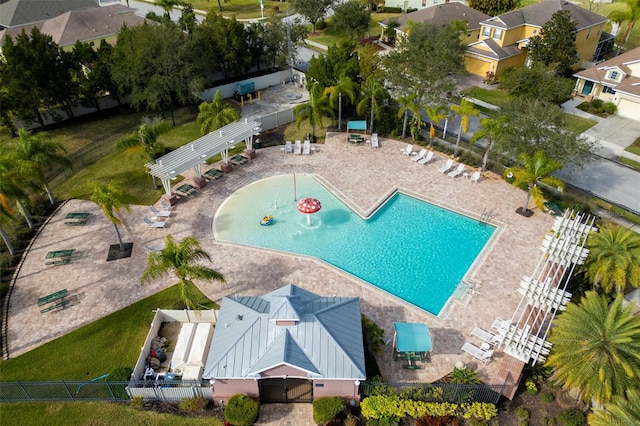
[213,174,495,315]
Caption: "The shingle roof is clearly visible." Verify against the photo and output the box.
[0,0,97,28]
[0,5,145,46]
[574,46,640,98]
[466,38,523,60]
[382,2,490,32]
[481,0,607,30]
[203,284,367,380]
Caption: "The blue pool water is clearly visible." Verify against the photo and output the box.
[213,174,495,315]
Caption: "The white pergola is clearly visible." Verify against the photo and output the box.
[146,119,262,196]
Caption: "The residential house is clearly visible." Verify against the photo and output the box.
[464,0,608,78]
[203,284,367,404]
[381,0,466,13]
[0,4,146,50]
[573,46,640,121]
[0,0,98,28]
[379,2,490,46]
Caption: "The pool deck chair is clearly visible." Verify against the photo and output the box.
[438,159,454,173]
[461,341,494,364]
[302,139,311,155]
[371,133,379,148]
[143,217,166,228]
[284,141,293,153]
[470,171,481,183]
[418,151,434,165]
[471,326,502,346]
[294,140,302,155]
[448,163,465,178]
[411,149,428,162]
[401,144,413,155]
[160,200,173,210]
[149,206,171,217]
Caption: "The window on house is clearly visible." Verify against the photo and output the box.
[586,29,590,39]
[482,27,491,37]
[603,86,616,95]
[609,70,619,80]
[467,32,472,37]
[493,29,503,40]
[532,29,537,35]
[422,0,427,6]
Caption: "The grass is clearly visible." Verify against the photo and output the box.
[562,115,597,134]
[625,136,640,156]
[462,87,509,109]
[148,0,285,20]
[284,117,331,144]
[620,156,640,171]
[306,12,400,48]
[0,283,215,381]
[0,402,222,425]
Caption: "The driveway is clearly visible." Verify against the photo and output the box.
[581,115,640,160]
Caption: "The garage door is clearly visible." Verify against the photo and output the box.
[464,57,492,78]
[616,98,640,120]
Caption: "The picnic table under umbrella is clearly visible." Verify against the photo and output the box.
[393,322,432,369]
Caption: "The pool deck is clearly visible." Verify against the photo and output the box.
[7,133,554,389]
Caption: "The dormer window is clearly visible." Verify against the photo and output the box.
[482,26,491,37]
[609,70,620,81]
[493,29,503,40]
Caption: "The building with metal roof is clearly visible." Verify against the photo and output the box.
[203,284,367,404]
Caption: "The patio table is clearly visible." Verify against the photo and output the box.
[46,249,75,259]
[393,322,432,368]
[175,184,196,196]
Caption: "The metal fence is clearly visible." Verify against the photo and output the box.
[361,381,504,405]
[0,380,211,402]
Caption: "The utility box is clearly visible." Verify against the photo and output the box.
[234,80,256,101]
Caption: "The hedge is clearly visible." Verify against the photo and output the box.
[360,395,497,421]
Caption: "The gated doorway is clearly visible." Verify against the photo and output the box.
[258,378,313,403]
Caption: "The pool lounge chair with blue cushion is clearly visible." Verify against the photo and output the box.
[143,217,166,228]
[149,206,171,217]
[411,149,428,162]
[294,140,302,155]
[438,159,454,173]
[284,141,293,153]
[401,144,413,155]
[418,151,435,165]
[448,163,465,178]
[461,341,494,364]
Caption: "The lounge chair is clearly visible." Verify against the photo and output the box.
[143,217,166,228]
[471,326,503,346]
[302,140,311,155]
[437,159,454,173]
[401,144,413,155]
[411,148,428,162]
[470,171,481,183]
[143,242,166,252]
[461,341,494,364]
[371,133,379,148]
[294,140,302,155]
[284,141,293,153]
[418,151,435,165]
[160,200,173,210]
[448,163,465,178]
[149,206,171,217]
[491,318,511,333]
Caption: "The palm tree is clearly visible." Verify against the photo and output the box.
[155,0,184,18]
[424,104,447,146]
[397,93,420,139]
[546,291,640,405]
[583,224,640,294]
[141,235,225,309]
[0,194,15,255]
[11,129,71,204]
[294,83,334,141]
[324,74,357,132]
[505,150,564,215]
[0,155,33,229]
[450,99,479,157]
[608,0,640,46]
[89,180,131,252]
[589,388,640,426]
[197,90,240,135]
[470,117,505,172]
[117,117,171,163]
[356,78,387,134]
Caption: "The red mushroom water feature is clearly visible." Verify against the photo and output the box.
[297,197,321,225]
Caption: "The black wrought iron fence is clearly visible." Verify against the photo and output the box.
[361,381,504,405]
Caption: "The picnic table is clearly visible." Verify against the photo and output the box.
[349,134,365,144]
[65,212,91,219]
[38,289,70,313]
[204,168,224,180]
[46,249,75,259]
[230,154,248,165]
[175,184,196,196]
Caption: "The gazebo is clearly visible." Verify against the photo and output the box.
[146,119,261,202]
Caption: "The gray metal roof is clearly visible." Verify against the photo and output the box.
[203,284,366,380]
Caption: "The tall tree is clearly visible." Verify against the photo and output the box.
[383,23,465,107]
[358,43,381,81]
[356,78,388,134]
[307,40,359,88]
[588,388,640,426]
[470,116,506,172]
[89,180,131,252]
[499,63,574,105]
[141,235,225,309]
[608,0,640,46]
[332,1,370,40]
[468,0,519,16]
[11,129,71,204]
[450,99,479,157]
[528,10,578,76]
[155,0,184,18]
[546,292,640,405]
[584,224,640,294]
[0,155,34,230]
[197,91,240,135]
[117,117,171,163]
[0,194,15,255]
[261,15,307,69]
[294,83,334,141]
[291,0,336,33]
[505,150,564,215]
[397,93,420,139]
[324,75,357,132]
[423,104,447,146]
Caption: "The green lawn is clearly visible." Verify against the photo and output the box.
[306,12,400,48]
[562,114,597,134]
[620,156,640,171]
[0,283,215,381]
[147,0,285,20]
[462,87,509,109]
[625,136,640,156]
[0,402,222,425]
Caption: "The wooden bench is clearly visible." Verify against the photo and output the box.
[38,289,68,306]
[40,299,71,314]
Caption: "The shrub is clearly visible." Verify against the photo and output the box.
[541,392,555,402]
[382,6,402,13]
[590,98,604,110]
[109,367,133,381]
[525,379,538,394]
[0,252,14,269]
[131,395,144,408]
[315,19,327,30]
[602,102,617,115]
[446,367,481,385]
[225,394,259,426]
[558,408,586,426]
[313,396,345,425]
[515,407,529,426]
[272,5,279,13]
[180,397,208,411]
[344,413,360,426]
[0,282,9,299]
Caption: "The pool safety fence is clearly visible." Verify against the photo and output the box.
[360,381,503,405]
